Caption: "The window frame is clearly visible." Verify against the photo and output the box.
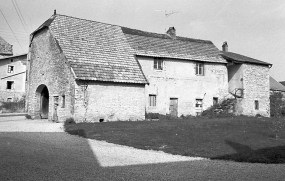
[7,65,14,73]
[154,58,163,70]
[149,94,157,107]
[195,62,204,76]
[213,97,218,105]
[195,99,203,108]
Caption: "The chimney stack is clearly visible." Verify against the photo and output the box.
[222,41,228,52]
[54,9,56,15]
[166,27,176,39]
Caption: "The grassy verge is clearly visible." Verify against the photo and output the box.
[64,117,285,163]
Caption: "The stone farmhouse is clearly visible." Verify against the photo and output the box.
[25,13,272,122]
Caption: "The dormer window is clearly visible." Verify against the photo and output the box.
[195,62,204,76]
[154,58,163,70]
[8,65,14,73]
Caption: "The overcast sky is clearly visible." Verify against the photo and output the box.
[1,0,284,81]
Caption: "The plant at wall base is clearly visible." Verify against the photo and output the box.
[201,99,236,118]
[270,92,285,140]
[25,114,32,119]
[81,82,89,122]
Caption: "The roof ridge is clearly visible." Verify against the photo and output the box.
[55,14,120,28]
[121,26,213,44]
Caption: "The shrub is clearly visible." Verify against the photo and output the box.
[201,99,236,118]
[25,114,32,119]
[64,117,76,126]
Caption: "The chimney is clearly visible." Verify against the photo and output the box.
[166,27,176,39]
[222,41,228,52]
[54,9,56,15]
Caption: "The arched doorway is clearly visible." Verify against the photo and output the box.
[36,85,49,119]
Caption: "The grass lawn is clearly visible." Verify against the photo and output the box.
[64,117,285,163]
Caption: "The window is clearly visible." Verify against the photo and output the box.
[8,65,14,73]
[62,95,65,108]
[255,100,259,110]
[11,59,13,62]
[149,95,157,107]
[7,98,12,102]
[154,58,163,70]
[195,99,203,108]
[195,63,204,75]
[6,81,14,90]
[213,97,218,105]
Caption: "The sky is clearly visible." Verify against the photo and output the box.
[0,0,284,81]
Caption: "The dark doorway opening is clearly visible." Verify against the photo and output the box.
[40,86,49,119]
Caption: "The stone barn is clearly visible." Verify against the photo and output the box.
[26,13,147,122]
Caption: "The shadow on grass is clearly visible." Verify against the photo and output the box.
[212,140,285,164]
[65,128,87,138]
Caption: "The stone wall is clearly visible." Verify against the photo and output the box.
[137,56,229,116]
[26,28,75,122]
[73,81,145,122]
[240,63,270,116]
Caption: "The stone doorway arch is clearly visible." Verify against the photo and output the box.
[35,84,49,119]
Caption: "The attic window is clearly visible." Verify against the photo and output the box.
[11,59,14,62]
[154,58,163,70]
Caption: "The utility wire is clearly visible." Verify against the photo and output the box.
[12,0,29,33]
[0,8,24,51]
[13,0,30,32]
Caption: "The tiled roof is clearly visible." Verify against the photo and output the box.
[220,51,271,66]
[41,14,147,84]
[122,27,226,63]
[0,36,13,55]
[270,76,285,92]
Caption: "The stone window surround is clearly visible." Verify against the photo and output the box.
[153,58,163,71]
[195,62,204,76]
[149,94,157,107]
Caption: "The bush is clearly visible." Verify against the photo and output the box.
[25,114,32,119]
[64,117,76,126]
[201,99,236,118]
[270,92,285,118]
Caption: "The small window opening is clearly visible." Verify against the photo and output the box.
[8,65,14,73]
[213,97,218,105]
[6,81,14,90]
[149,94,157,107]
[7,98,12,102]
[11,59,14,62]
[99,119,104,122]
[255,100,259,110]
[62,95,65,108]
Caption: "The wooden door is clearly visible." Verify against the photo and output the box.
[169,98,178,117]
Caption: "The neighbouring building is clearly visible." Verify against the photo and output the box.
[270,76,285,98]
[0,36,27,102]
[0,36,13,58]
[280,81,285,87]
[0,54,27,101]
[220,42,272,116]
[26,13,272,122]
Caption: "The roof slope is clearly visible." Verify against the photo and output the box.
[270,76,285,92]
[42,14,147,84]
[280,81,285,86]
[122,27,226,63]
[0,36,13,55]
[220,51,271,66]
